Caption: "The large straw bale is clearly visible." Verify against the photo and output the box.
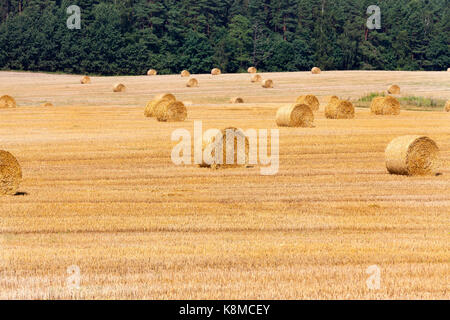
[0,95,16,108]
[154,100,187,122]
[276,104,314,127]
[385,135,439,176]
[296,95,319,111]
[0,150,22,195]
[199,127,249,169]
[145,93,176,117]
[325,99,355,119]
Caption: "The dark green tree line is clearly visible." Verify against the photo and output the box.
[0,0,448,75]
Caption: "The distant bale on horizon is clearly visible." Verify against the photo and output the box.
[385,135,439,176]
[41,102,53,107]
[262,79,273,88]
[113,83,126,92]
[251,74,262,83]
[80,76,91,84]
[370,96,400,115]
[147,69,157,76]
[186,78,199,87]
[296,95,319,111]
[329,96,340,104]
[311,67,321,74]
[276,103,314,127]
[247,67,257,74]
[388,85,401,94]
[0,150,22,196]
[211,68,221,75]
[0,95,16,109]
[445,100,450,112]
[181,70,191,77]
[230,97,244,103]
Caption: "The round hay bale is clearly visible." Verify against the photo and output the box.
[0,150,22,195]
[144,93,176,117]
[154,100,187,122]
[230,97,244,104]
[329,96,339,104]
[80,76,91,84]
[199,127,249,169]
[370,96,400,115]
[181,70,191,77]
[444,100,450,112]
[385,135,439,176]
[447,68,450,72]
[388,84,401,94]
[0,95,16,109]
[211,68,221,75]
[186,78,199,88]
[154,93,176,101]
[296,95,320,111]
[147,69,157,76]
[370,96,385,113]
[251,74,262,83]
[247,67,257,74]
[276,104,314,127]
[41,102,53,107]
[113,83,126,92]
[262,79,274,88]
[311,67,321,74]
[325,99,355,119]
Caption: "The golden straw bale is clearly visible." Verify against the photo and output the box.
[251,74,262,83]
[230,97,244,103]
[199,127,249,169]
[329,96,339,104]
[247,67,257,73]
[370,96,400,115]
[186,78,199,87]
[0,150,22,195]
[0,95,16,108]
[385,135,439,176]
[147,69,157,76]
[325,99,355,119]
[157,101,187,122]
[113,83,126,92]
[276,104,314,127]
[154,100,187,122]
[80,76,91,84]
[296,95,319,111]
[41,102,53,107]
[144,93,176,117]
[388,84,401,94]
[181,70,191,77]
[311,67,321,74]
[444,100,450,112]
[211,68,221,75]
[262,79,274,88]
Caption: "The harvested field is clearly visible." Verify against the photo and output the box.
[0,70,449,300]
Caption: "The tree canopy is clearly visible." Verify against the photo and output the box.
[0,0,448,75]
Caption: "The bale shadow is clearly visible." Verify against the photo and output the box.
[14,191,28,196]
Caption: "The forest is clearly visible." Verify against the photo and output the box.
[0,0,448,75]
